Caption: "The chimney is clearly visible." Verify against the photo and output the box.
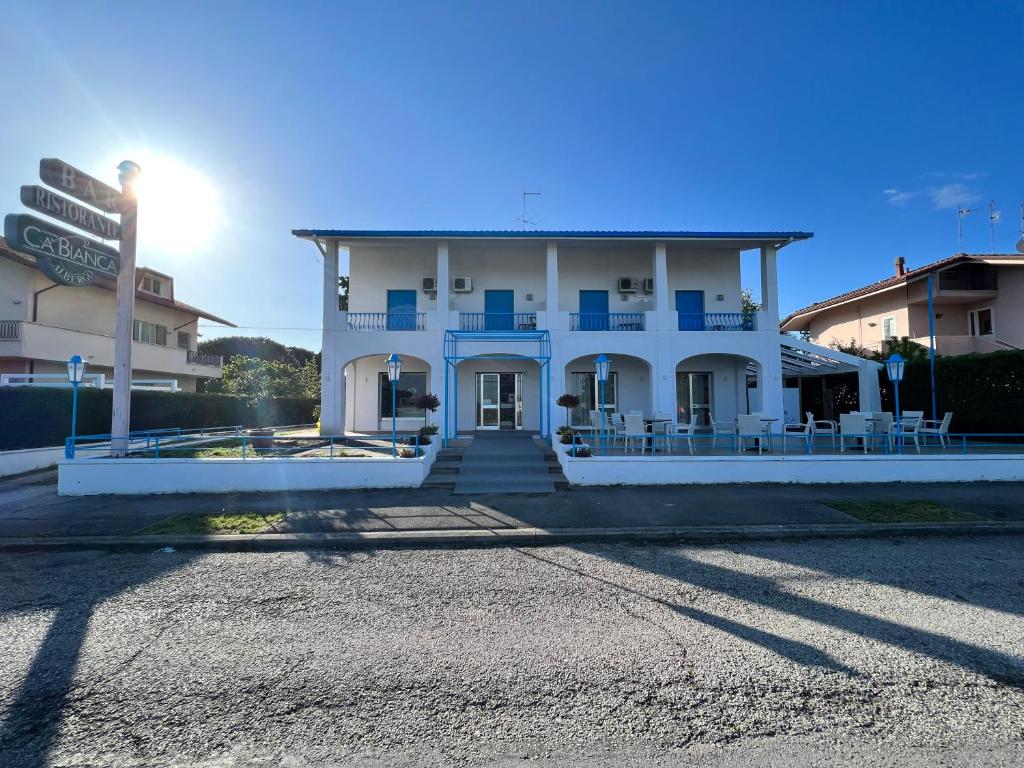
[894,256,906,276]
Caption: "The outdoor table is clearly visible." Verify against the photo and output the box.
[644,418,672,450]
[759,417,778,452]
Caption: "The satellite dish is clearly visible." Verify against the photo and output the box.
[1017,238,1024,254]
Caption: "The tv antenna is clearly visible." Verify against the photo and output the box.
[989,200,1000,254]
[516,191,542,230]
[957,207,973,253]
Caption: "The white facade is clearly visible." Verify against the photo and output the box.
[299,231,821,438]
[0,242,233,391]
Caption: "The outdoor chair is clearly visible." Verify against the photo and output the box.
[711,416,736,450]
[839,413,870,453]
[782,416,815,453]
[890,410,923,453]
[805,411,838,449]
[870,412,893,450]
[918,412,953,448]
[610,412,627,447]
[588,410,604,438]
[622,413,647,454]
[667,414,700,455]
[736,414,769,454]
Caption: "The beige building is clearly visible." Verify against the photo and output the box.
[781,254,1024,356]
[0,238,233,391]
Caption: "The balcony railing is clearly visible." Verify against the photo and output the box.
[570,313,645,331]
[678,312,756,331]
[186,350,224,367]
[0,320,22,340]
[459,312,537,331]
[346,312,427,331]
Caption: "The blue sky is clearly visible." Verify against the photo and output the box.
[2,1,1022,350]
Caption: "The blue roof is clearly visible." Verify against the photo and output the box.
[292,228,812,241]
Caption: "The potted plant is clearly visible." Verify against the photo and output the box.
[417,424,438,445]
[556,393,580,431]
[415,393,441,430]
[398,446,421,458]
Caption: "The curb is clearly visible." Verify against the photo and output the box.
[1,521,1023,553]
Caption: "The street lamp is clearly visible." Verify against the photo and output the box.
[884,352,905,453]
[65,354,86,459]
[386,353,402,457]
[594,354,611,456]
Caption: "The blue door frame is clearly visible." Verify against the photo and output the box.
[484,290,514,331]
[579,290,610,331]
[387,289,417,330]
[676,290,705,331]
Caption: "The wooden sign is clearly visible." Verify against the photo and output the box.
[20,185,121,240]
[38,158,123,214]
[4,213,120,286]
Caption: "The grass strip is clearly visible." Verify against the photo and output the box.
[826,500,977,523]
[136,512,285,535]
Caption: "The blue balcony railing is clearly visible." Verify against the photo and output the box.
[459,312,537,331]
[570,313,645,331]
[346,312,426,331]
[677,312,755,331]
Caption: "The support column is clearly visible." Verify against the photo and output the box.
[758,342,786,432]
[654,241,670,329]
[759,244,780,330]
[436,241,450,330]
[545,241,559,329]
[858,361,882,412]
[319,240,345,435]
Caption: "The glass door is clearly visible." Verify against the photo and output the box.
[676,372,713,426]
[477,373,500,429]
[498,373,522,429]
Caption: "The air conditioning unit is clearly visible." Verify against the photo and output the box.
[421,277,437,292]
[452,277,473,293]
[642,277,655,294]
[618,276,638,293]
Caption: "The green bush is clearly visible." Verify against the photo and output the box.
[0,387,317,450]
[878,349,1024,434]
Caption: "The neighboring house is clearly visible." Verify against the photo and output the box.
[0,237,234,392]
[781,254,1024,356]
[293,229,882,436]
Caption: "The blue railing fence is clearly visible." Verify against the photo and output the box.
[459,312,538,331]
[346,312,427,331]
[570,312,645,331]
[677,312,755,331]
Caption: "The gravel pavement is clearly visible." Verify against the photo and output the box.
[0,536,1022,766]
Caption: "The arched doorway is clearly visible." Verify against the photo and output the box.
[674,353,761,426]
[562,353,653,428]
[453,354,543,434]
[341,353,433,434]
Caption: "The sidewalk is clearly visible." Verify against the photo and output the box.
[2,469,1024,549]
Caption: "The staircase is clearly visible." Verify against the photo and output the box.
[452,432,559,495]
[422,442,466,491]
[539,441,570,491]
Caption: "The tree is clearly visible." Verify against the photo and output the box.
[414,393,441,428]
[829,336,929,363]
[338,275,349,311]
[741,288,762,314]
[556,393,580,430]
[205,356,318,401]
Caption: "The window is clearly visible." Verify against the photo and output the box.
[379,372,427,418]
[969,307,994,336]
[881,316,896,340]
[140,275,162,295]
[568,372,618,425]
[133,320,168,345]
[177,331,192,350]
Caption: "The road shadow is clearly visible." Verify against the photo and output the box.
[0,548,198,767]
[574,542,1024,688]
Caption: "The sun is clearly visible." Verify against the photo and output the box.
[116,153,221,253]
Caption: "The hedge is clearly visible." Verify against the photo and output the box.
[0,388,317,450]
[878,349,1024,434]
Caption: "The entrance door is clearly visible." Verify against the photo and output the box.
[579,290,609,331]
[484,290,514,331]
[386,289,417,330]
[476,372,523,430]
[676,290,705,330]
[676,372,713,426]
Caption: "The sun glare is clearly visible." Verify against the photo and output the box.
[119,153,220,253]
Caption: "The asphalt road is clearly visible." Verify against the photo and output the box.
[0,536,1022,767]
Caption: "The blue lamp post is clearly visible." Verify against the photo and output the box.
[884,352,906,453]
[594,354,611,456]
[386,353,402,457]
[66,355,86,459]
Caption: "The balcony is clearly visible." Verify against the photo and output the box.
[186,350,224,367]
[0,320,22,340]
[459,312,537,332]
[570,313,645,331]
[346,312,427,331]
[678,312,756,331]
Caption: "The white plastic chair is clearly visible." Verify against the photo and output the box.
[783,416,814,453]
[622,413,647,454]
[667,414,700,455]
[711,416,736,450]
[840,413,870,453]
[805,411,837,449]
[737,414,769,454]
[918,412,953,448]
[891,411,923,453]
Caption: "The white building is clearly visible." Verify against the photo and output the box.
[293,230,881,438]
[1,238,233,392]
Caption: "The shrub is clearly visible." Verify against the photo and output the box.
[559,428,578,445]
[418,424,439,436]
[398,446,421,458]
[0,387,317,450]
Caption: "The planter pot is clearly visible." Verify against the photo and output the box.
[246,428,276,450]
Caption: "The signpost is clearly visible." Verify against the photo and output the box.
[4,213,120,286]
[4,156,140,456]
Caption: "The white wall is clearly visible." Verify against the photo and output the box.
[676,353,752,423]
[0,446,64,477]
[557,244,655,313]
[348,244,438,314]
[562,354,651,423]
[454,358,542,432]
[344,354,433,433]
[666,245,743,314]
[449,243,547,313]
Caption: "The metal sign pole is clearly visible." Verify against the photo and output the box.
[110,161,140,456]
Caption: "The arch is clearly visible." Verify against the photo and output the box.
[674,352,763,427]
[340,353,433,434]
[450,353,545,436]
[561,353,654,429]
